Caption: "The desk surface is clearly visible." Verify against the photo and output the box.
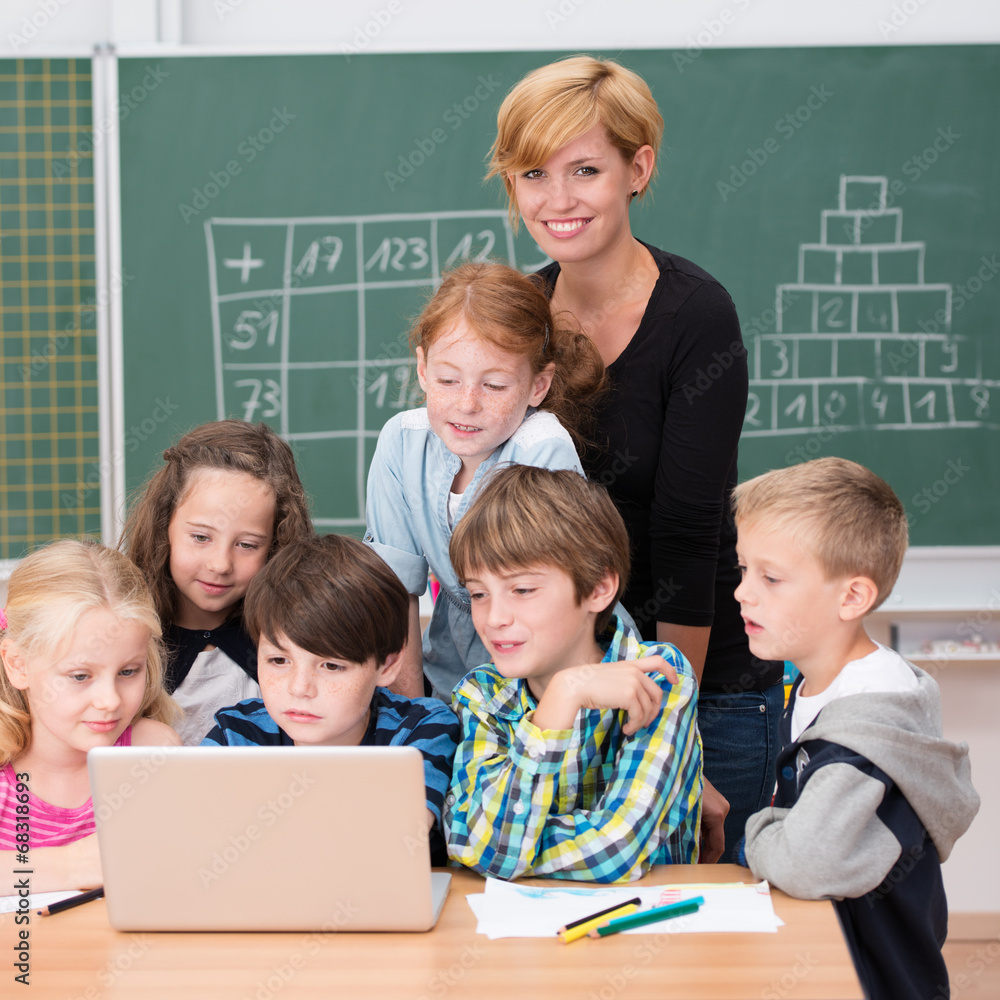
[11,865,861,1000]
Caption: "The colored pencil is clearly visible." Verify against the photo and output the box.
[559,896,642,933]
[558,903,639,944]
[589,895,705,938]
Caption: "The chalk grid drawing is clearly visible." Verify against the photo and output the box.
[205,211,518,527]
[743,174,998,437]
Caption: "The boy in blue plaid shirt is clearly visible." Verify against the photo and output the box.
[444,466,702,882]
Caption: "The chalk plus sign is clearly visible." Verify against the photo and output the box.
[223,242,264,283]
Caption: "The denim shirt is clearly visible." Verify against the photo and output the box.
[364,407,583,699]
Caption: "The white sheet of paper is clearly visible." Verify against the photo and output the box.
[466,878,784,939]
[0,890,81,915]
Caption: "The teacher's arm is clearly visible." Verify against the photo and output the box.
[394,595,426,699]
[656,622,710,684]
[648,278,746,647]
[364,416,429,699]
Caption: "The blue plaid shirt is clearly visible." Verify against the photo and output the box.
[444,615,702,882]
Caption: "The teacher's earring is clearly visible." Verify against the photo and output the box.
[631,189,639,198]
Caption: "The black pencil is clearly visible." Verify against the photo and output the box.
[37,887,104,916]
[558,896,642,934]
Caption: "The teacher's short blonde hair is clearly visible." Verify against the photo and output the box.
[487,55,664,228]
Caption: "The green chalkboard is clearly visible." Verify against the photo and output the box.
[118,46,1000,544]
[1,58,100,560]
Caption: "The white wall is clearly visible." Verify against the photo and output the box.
[3,0,1000,54]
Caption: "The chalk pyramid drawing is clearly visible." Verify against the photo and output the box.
[742,174,995,436]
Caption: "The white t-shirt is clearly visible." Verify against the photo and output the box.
[447,490,463,529]
[172,646,261,745]
[790,643,919,742]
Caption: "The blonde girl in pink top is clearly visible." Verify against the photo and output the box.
[0,541,180,891]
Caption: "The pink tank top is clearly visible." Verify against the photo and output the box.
[0,726,132,849]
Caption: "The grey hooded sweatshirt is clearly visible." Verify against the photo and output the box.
[742,662,979,1000]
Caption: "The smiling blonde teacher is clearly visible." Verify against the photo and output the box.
[487,56,785,863]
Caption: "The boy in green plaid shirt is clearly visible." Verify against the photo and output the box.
[443,466,702,882]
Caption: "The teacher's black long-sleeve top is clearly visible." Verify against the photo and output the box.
[539,244,781,692]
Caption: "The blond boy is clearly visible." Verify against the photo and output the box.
[732,457,978,1000]
[443,465,701,882]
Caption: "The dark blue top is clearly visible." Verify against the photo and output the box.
[203,688,460,864]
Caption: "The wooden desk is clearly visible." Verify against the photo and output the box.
[10,866,861,999]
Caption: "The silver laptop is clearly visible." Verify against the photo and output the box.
[89,745,451,932]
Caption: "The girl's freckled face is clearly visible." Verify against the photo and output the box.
[416,318,552,482]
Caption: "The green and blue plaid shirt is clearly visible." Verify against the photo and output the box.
[444,615,702,882]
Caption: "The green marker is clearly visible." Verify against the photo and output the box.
[589,895,705,938]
